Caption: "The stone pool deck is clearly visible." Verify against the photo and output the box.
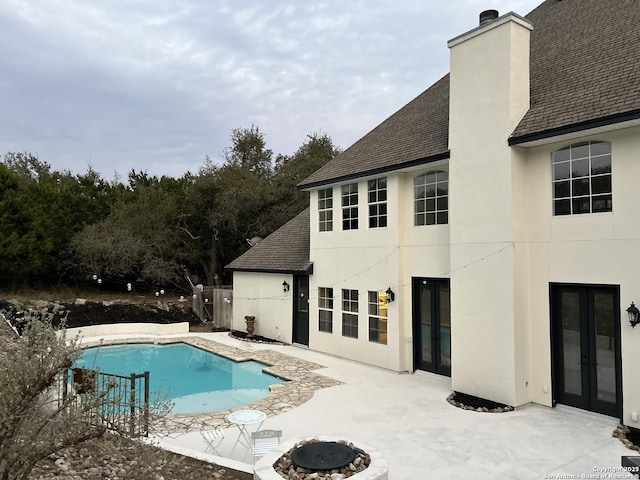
[82,335,341,433]
[81,332,637,479]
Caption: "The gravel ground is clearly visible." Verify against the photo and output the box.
[29,435,252,480]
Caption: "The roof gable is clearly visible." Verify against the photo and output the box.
[299,0,640,188]
[511,0,640,142]
[225,208,312,274]
[298,75,450,189]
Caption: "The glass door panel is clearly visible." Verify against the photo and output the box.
[438,283,451,370]
[592,291,616,404]
[420,283,433,365]
[561,291,582,396]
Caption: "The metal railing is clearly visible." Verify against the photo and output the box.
[63,368,150,437]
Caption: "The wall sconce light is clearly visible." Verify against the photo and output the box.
[283,281,290,293]
[386,287,395,303]
[627,302,640,328]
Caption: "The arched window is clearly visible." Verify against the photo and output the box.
[414,170,448,225]
[552,141,612,215]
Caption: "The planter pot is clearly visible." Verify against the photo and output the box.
[245,320,256,337]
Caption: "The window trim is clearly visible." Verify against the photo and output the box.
[318,188,333,232]
[551,141,612,216]
[318,287,333,333]
[368,177,388,229]
[341,288,359,338]
[341,183,359,230]
[414,170,448,226]
[368,291,388,345]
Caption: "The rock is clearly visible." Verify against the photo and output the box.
[75,298,87,305]
[330,474,345,480]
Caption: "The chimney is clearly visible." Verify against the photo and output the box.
[479,9,499,26]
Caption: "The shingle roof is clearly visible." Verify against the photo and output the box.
[298,75,450,189]
[299,0,640,188]
[225,208,312,274]
[511,0,640,142]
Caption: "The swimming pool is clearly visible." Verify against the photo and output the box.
[75,343,286,413]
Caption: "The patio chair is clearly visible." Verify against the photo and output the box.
[201,427,225,456]
[251,429,282,462]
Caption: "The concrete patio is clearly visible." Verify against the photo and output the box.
[86,332,637,479]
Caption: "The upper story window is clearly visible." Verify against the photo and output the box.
[414,170,448,226]
[318,188,333,232]
[552,141,612,215]
[341,183,358,230]
[368,177,387,228]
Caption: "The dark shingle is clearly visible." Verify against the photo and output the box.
[299,0,640,187]
[226,208,312,273]
[511,0,640,140]
[298,75,450,189]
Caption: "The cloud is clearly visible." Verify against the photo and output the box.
[0,0,542,179]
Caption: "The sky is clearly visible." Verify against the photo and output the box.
[0,0,543,181]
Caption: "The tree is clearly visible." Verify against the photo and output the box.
[183,127,275,285]
[223,125,273,177]
[0,153,114,287]
[71,177,191,290]
[0,317,108,480]
[268,131,341,228]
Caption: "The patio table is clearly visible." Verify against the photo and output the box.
[228,409,267,455]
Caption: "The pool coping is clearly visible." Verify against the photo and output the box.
[79,336,342,434]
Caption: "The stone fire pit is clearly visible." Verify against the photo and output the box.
[254,436,388,480]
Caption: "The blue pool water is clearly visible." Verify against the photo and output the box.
[75,343,285,414]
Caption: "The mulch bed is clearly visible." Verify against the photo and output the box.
[447,391,514,413]
[229,330,282,344]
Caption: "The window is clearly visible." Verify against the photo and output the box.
[552,141,612,215]
[415,171,448,225]
[318,188,333,232]
[341,289,358,338]
[341,183,358,230]
[368,178,387,228]
[318,287,333,333]
[368,291,388,344]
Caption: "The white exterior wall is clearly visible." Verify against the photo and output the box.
[232,271,293,343]
[524,126,640,425]
[308,176,402,370]
[230,11,640,425]
[447,14,532,406]
[398,167,451,372]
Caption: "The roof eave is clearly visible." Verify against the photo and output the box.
[297,151,450,190]
[509,109,640,146]
[226,263,314,275]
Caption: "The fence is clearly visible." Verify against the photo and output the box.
[63,368,150,437]
[192,285,233,329]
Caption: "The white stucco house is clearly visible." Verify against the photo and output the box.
[227,0,640,425]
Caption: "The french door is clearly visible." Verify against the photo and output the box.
[551,284,621,418]
[292,275,309,346]
[412,278,451,376]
